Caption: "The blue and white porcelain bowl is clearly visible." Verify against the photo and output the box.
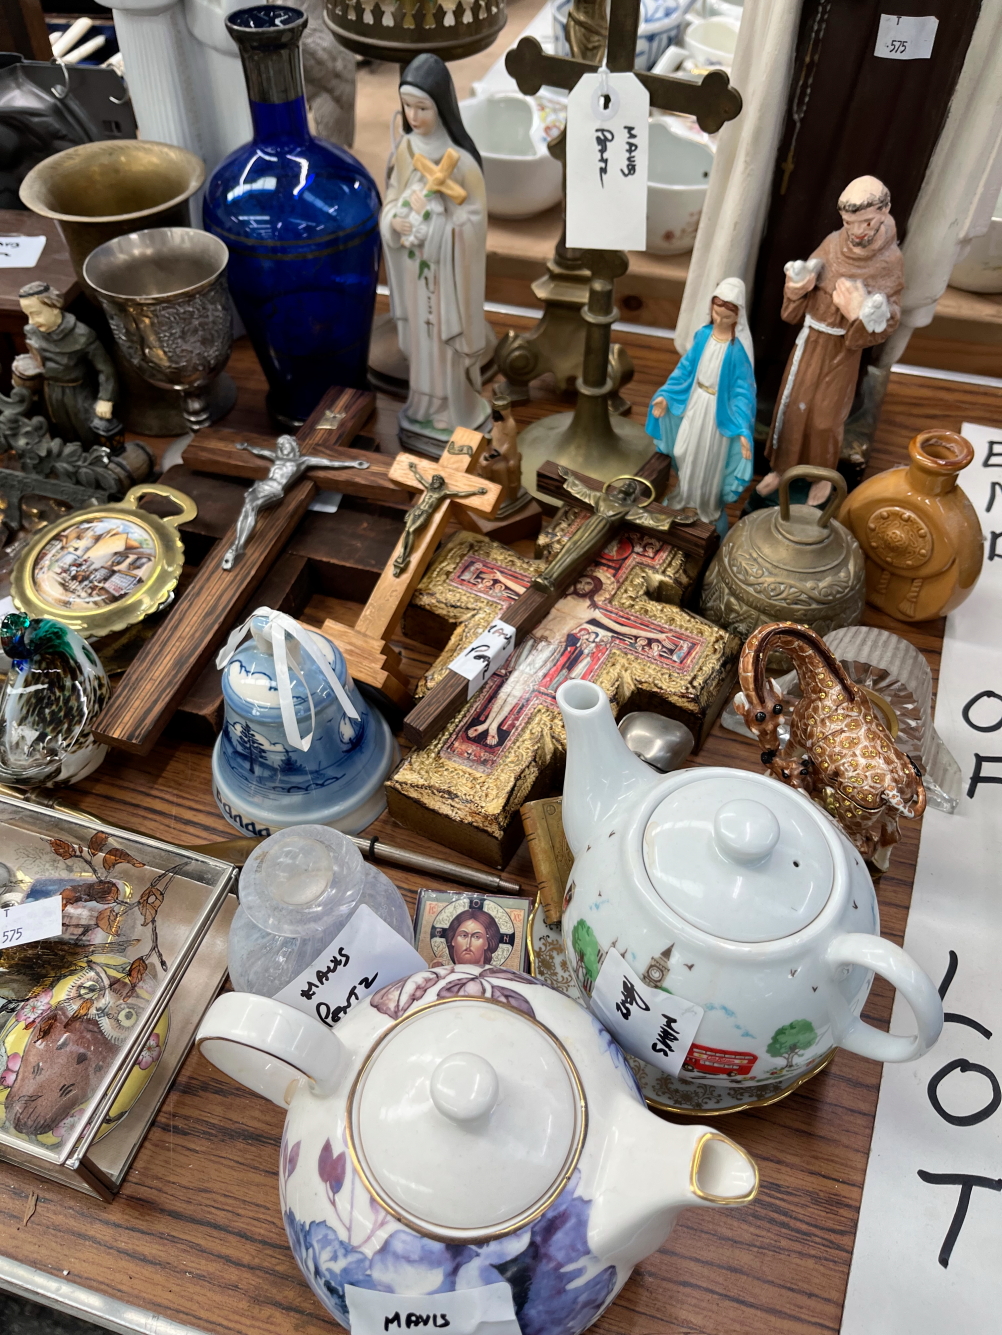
[212,616,396,838]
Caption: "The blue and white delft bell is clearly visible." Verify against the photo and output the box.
[211,608,396,838]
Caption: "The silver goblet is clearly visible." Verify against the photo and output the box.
[83,227,232,432]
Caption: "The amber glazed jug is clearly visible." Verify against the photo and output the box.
[838,430,983,622]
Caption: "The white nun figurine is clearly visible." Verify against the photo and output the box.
[646,277,757,535]
[380,54,490,456]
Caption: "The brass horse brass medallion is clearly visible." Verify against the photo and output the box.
[11,483,197,638]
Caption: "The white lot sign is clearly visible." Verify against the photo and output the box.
[841,423,1002,1332]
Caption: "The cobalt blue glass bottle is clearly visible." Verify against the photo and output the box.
[204,6,380,426]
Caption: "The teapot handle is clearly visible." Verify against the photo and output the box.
[196,993,348,1108]
[826,934,943,1063]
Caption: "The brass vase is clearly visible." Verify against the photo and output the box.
[18,141,235,436]
[701,466,865,668]
[19,140,205,291]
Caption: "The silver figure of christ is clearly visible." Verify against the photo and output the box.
[221,434,369,571]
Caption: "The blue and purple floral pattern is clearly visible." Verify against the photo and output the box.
[284,1166,617,1334]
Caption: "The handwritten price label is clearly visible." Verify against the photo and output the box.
[448,618,516,700]
[273,904,424,1029]
[874,14,939,61]
[590,949,703,1078]
[345,1281,521,1335]
[0,894,63,950]
[565,71,650,252]
[0,236,47,269]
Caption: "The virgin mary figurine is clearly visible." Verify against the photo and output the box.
[381,54,490,457]
[646,277,757,535]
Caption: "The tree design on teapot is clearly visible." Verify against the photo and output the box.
[766,1019,819,1071]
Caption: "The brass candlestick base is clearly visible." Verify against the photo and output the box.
[494,233,634,416]
[518,278,651,501]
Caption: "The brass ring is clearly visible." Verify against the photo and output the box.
[602,475,656,508]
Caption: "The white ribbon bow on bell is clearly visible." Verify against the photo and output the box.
[216,607,360,753]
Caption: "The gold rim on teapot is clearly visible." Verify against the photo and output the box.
[11,483,197,639]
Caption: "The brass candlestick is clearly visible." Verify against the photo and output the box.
[517,279,652,500]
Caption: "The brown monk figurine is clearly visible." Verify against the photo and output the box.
[757,176,904,508]
[477,390,527,517]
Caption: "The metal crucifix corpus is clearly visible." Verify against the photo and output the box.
[317,428,503,711]
[401,458,718,748]
[494,0,743,402]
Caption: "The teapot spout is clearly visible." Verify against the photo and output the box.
[556,680,657,856]
[587,1101,758,1271]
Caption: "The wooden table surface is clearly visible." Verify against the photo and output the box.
[1,320,1001,1335]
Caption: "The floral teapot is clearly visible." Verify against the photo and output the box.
[196,965,758,1333]
[555,679,944,1114]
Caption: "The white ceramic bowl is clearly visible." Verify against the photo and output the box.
[646,120,714,255]
[950,189,1002,293]
[705,0,743,21]
[685,15,740,67]
[459,94,563,220]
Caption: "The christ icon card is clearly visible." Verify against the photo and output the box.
[413,888,532,973]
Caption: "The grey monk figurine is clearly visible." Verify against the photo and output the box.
[19,282,118,449]
[222,435,369,570]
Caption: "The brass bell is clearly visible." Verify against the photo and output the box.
[700,465,865,668]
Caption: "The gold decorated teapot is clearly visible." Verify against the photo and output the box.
[700,466,864,665]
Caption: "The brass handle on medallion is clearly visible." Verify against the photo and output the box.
[778,466,846,529]
[122,483,199,529]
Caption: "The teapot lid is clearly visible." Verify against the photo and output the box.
[643,772,833,942]
[348,997,584,1237]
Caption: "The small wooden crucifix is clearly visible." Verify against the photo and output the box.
[318,428,504,711]
[401,453,720,747]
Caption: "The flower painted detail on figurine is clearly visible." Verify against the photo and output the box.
[137,1032,162,1070]
[1,1052,21,1087]
[319,1138,347,1202]
[15,989,53,1028]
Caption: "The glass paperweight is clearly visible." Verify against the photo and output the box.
[227,825,414,996]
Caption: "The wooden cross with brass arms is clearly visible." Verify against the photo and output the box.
[494,0,743,403]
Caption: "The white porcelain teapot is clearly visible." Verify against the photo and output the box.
[196,964,758,1333]
[556,679,944,1114]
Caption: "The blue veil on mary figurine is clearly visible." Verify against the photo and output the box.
[646,277,757,536]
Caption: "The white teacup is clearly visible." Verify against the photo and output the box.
[646,120,714,255]
[685,15,740,68]
[459,94,563,220]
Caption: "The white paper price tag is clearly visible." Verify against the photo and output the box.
[565,71,649,252]
[1,894,63,949]
[273,904,425,1029]
[345,1281,521,1335]
[591,949,703,1077]
[0,236,47,268]
[449,618,516,699]
[874,14,938,60]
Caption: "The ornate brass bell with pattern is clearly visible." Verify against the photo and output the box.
[700,466,864,666]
